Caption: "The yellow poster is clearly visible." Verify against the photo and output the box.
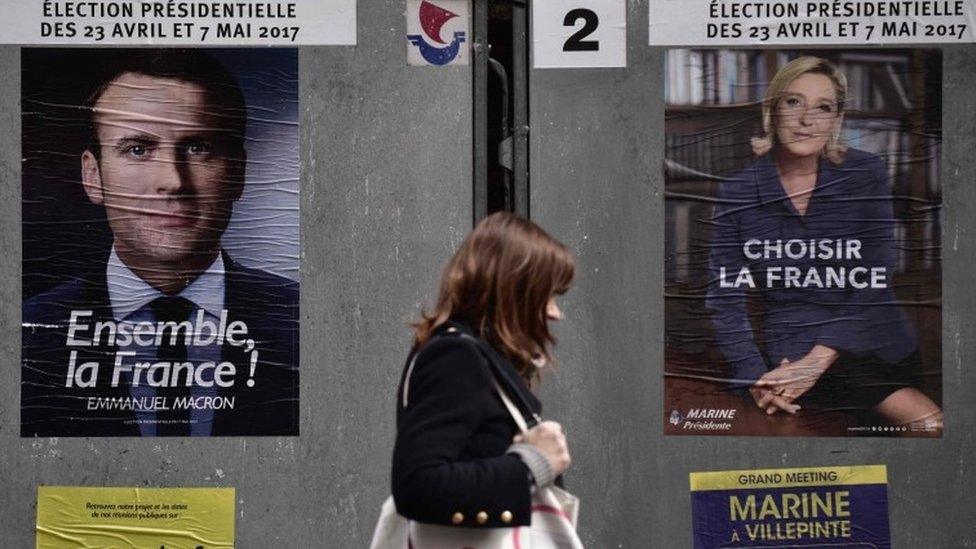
[37,486,235,549]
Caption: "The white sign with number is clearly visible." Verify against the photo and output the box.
[532,0,627,68]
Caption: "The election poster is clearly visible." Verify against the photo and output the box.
[690,465,890,548]
[36,486,235,548]
[21,48,300,437]
[664,48,943,437]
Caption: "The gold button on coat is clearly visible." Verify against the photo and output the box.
[476,511,489,524]
[500,510,513,524]
[451,512,464,525]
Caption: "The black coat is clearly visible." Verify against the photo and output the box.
[392,321,542,528]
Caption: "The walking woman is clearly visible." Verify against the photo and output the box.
[392,212,575,531]
[706,56,942,431]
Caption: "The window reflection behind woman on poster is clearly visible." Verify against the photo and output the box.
[706,56,942,431]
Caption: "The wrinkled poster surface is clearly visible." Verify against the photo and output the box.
[690,465,890,549]
[665,49,942,437]
[37,486,235,548]
[22,48,300,437]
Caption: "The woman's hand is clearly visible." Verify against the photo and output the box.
[513,421,571,475]
[752,345,839,413]
[749,384,801,415]
[765,345,838,402]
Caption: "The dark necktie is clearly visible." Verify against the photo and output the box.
[150,296,195,436]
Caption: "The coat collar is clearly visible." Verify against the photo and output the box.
[753,153,844,218]
[441,319,543,416]
[106,247,226,321]
[77,250,250,323]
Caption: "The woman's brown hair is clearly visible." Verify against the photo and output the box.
[413,212,575,380]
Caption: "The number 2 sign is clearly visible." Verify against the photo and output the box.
[532,0,627,68]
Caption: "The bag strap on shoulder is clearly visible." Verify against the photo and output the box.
[400,324,540,430]
[400,325,466,408]
[451,330,541,429]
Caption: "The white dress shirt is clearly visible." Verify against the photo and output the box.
[106,246,226,436]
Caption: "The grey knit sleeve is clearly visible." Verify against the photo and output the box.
[506,442,556,487]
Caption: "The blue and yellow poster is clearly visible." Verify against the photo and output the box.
[690,465,890,549]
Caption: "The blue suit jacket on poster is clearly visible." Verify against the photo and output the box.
[21,254,299,437]
[705,149,918,386]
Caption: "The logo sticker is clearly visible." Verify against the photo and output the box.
[669,408,737,431]
[407,0,469,66]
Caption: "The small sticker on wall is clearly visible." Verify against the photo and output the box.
[533,0,627,68]
[407,0,470,66]
[37,486,235,548]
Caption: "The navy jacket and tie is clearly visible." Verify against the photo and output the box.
[705,149,918,386]
[21,254,299,437]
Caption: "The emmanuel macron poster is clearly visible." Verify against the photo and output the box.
[21,48,299,437]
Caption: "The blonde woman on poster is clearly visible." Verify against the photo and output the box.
[706,56,942,430]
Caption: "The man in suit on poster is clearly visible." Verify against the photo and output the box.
[22,50,299,437]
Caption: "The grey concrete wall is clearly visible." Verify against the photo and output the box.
[0,1,471,546]
[529,4,659,546]
[2,3,975,549]
[530,2,976,547]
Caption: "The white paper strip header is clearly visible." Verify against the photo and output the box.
[649,0,976,45]
[0,0,357,45]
